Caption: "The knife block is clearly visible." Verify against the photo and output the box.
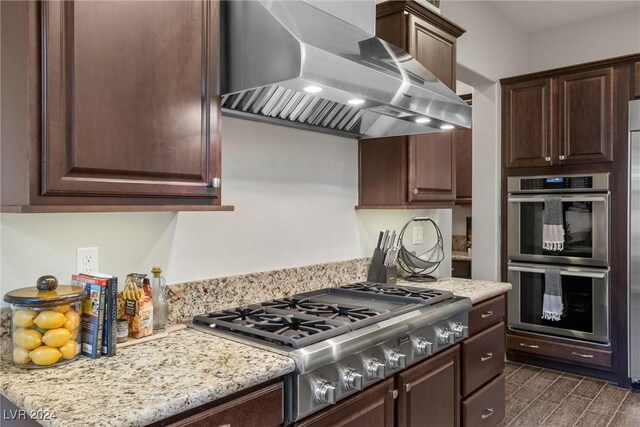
[367,249,398,284]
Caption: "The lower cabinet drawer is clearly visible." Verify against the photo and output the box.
[507,334,613,369]
[462,322,505,397]
[462,374,505,427]
[166,382,283,427]
[468,295,505,337]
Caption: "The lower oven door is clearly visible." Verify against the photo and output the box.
[508,263,609,344]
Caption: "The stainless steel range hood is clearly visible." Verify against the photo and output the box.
[221,0,471,139]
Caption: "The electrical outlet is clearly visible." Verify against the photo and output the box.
[77,247,99,274]
[413,226,424,245]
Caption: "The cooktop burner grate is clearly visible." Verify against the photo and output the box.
[340,283,454,306]
[193,306,350,348]
[262,298,387,323]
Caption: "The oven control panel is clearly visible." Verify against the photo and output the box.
[520,176,593,190]
[508,173,609,194]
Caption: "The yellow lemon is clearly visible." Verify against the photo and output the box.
[29,346,62,366]
[59,340,80,360]
[34,311,66,329]
[71,328,79,340]
[13,310,37,328]
[13,347,31,365]
[53,304,70,314]
[42,328,72,348]
[63,310,80,331]
[14,328,42,350]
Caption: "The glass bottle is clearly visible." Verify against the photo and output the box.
[151,266,167,332]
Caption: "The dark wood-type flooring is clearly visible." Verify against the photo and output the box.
[501,362,640,426]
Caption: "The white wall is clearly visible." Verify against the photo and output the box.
[441,1,530,82]
[1,117,451,294]
[439,1,531,281]
[528,6,640,72]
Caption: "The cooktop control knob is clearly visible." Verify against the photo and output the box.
[343,369,363,391]
[449,321,468,339]
[366,359,386,379]
[315,381,336,404]
[437,328,455,345]
[415,338,433,356]
[388,350,407,369]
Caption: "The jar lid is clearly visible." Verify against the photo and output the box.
[3,275,85,305]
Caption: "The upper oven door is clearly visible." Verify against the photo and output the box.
[508,193,610,267]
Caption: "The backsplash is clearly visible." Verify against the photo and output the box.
[0,259,370,360]
[452,235,468,251]
[166,258,370,323]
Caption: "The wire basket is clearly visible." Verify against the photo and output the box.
[397,216,444,282]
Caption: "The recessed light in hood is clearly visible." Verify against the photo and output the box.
[304,86,323,94]
[220,0,471,139]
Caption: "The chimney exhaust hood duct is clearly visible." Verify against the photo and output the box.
[221,0,471,139]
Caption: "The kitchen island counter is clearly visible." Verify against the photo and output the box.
[1,328,295,427]
[399,277,511,304]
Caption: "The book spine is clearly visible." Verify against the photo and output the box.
[79,283,101,359]
[96,284,106,357]
[102,279,109,356]
[107,277,117,356]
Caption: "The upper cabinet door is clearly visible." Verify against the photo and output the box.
[41,1,220,200]
[504,78,554,169]
[558,67,614,165]
[407,14,456,90]
[454,127,472,202]
[408,133,456,202]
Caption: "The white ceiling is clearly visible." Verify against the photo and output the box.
[489,0,640,33]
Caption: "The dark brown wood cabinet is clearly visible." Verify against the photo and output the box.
[408,133,457,202]
[294,379,395,427]
[460,295,506,427]
[397,345,461,427]
[358,1,465,208]
[462,322,506,397]
[462,375,505,427]
[558,67,614,164]
[1,1,228,212]
[503,65,615,169]
[454,127,472,204]
[634,62,640,98]
[157,382,283,427]
[452,259,471,279]
[504,78,554,168]
[506,332,613,370]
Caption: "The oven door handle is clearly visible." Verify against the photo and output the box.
[507,265,607,279]
[508,196,608,203]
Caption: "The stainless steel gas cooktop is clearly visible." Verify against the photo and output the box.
[191,282,470,423]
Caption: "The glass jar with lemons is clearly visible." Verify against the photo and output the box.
[4,275,84,368]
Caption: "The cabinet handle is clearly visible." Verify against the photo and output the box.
[412,188,419,195]
[405,383,412,393]
[559,155,566,161]
[519,343,539,349]
[392,389,399,399]
[481,408,494,419]
[571,352,594,359]
[480,310,494,319]
[481,352,493,362]
[545,156,551,162]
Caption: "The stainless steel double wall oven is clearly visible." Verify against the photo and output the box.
[507,173,611,344]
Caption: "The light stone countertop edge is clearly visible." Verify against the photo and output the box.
[1,329,295,427]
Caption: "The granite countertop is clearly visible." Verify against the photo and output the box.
[399,277,511,305]
[1,329,295,427]
[451,250,472,261]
